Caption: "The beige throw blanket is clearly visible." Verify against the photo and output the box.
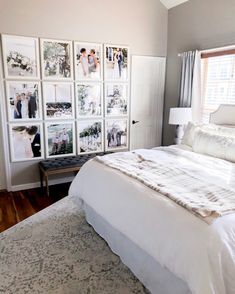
[96,147,235,224]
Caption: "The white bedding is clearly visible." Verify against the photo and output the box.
[69,145,235,294]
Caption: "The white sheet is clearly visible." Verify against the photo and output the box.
[69,146,235,294]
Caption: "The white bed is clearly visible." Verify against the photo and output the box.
[69,105,235,294]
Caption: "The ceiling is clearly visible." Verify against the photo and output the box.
[159,0,189,9]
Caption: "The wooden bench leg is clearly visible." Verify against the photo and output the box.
[45,174,49,197]
[40,169,44,190]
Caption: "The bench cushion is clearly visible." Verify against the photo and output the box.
[39,153,107,171]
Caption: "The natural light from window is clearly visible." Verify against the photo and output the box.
[201,53,235,122]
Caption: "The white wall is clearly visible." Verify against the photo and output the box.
[0,0,168,189]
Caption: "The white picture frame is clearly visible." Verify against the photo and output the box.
[74,41,103,81]
[9,123,44,162]
[6,81,42,122]
[40,38,73,80]
[104,44,129,82]
[77,120,104,154]
[1,34,40,80]
[105,83,129,117]
[105,118,128,151]
[76,82,103,119]
[42,82,75,120]
[45,121,76,158]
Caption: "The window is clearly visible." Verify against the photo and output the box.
[201,50,235,122]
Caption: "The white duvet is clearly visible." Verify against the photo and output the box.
[69,146,235,294]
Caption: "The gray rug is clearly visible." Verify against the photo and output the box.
[0,196,149,294]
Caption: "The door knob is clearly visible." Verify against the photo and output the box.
[132,120,140,125]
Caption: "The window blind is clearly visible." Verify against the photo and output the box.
[201,54,235,122]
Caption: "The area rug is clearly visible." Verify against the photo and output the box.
[0,196,149,294]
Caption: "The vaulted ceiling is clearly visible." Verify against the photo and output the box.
[159,0,189,9]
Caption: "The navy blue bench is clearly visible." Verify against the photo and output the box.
[39,153,108,196]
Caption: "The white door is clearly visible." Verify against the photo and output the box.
[130,56,166,150]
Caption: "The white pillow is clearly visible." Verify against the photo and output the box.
[216,125,235,137]
[192,130,235,162]
[182,122,218,147]
[181,122,199,147]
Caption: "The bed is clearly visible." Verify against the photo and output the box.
[69,105,235,294]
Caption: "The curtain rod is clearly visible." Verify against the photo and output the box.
[178,44,235,57]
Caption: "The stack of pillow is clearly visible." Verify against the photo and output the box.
[182,122,235,163]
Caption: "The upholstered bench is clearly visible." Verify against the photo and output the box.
[39,153,107,196]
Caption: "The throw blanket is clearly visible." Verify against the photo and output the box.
[96,147,235,224]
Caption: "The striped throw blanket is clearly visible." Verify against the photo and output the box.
[96,147,235,224]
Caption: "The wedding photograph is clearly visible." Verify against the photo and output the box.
[9,123,43,162]
[41,38,73,79]
[2,34,40,79]
[78,120,103,154]
[74,42,102,80]
[76,83,102,118]
[43,82,74,120]
[6,81,41,121]
[105,45,129,81]
[105,84,128,116]
[45,122,75,158]
[106,119,128,150]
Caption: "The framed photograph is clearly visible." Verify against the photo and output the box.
[74,42,102,81]
[6,81,42,122]
[76,83,102,118]
[77,120,104,154]
[41,38,73,80]
[9,123,44,162]
[1,34,40,79]
[104,45,129,81]
[45,122,75,158]
[105,119,128,151]
[105,83,128,116]
[43,82,74,120]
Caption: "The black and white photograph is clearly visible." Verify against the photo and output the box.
[76,83,102,118]
[41,38,73,79]
[106,119,128,150]
[105,84,128,116]
[43,82,74,120]
[74,42,102,80]
[6,81,41,121]
[78,120,103,154]
[2,34,40,79]
[9,123,43,162]
[105,45,129,81]
[45,122,75,158]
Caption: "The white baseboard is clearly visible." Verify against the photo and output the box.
[10,176,74,192]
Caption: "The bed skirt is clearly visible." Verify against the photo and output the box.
[84,202,191,294]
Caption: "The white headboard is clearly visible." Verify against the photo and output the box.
[210,104,235,125]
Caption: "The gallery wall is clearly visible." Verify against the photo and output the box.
[0,0,168,189]
[163,0,235,145]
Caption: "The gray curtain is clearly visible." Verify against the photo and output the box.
[179,51,196,107]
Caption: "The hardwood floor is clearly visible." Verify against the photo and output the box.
[0,183,71,233]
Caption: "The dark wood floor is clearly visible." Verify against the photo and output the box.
[0,183,71,233]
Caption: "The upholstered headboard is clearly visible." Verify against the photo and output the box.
[210,104,235,125]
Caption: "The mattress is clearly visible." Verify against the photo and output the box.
[69,146,235,294]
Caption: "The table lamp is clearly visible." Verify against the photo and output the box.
[169,107,192,144]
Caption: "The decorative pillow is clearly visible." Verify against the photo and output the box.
[216,125,235,137]
[182,122,218,147]
[181,122,199,147]
[192,130,235,163]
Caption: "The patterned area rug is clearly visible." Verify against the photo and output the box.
[0,196,149,294]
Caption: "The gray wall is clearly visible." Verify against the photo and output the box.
[0,0,168,187]
[163,0,235,145]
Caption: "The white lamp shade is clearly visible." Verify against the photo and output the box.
[169,107,192,125]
